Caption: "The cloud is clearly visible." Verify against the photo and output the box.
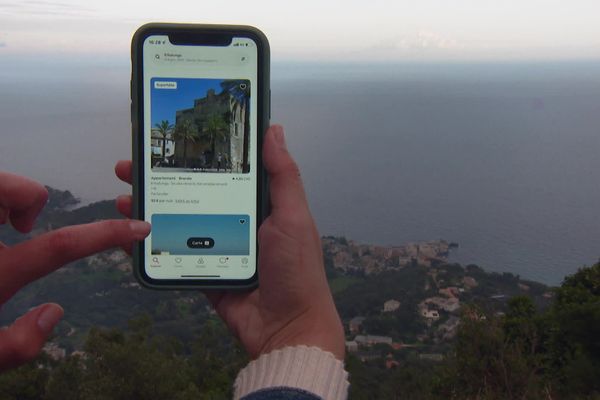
[331,29,470,61]
[0,0,94,17]
[373,30,463,53]
[24,0,78,8]
[412,30,461,50]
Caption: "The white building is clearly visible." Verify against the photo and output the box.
[425,297,461,313]
[345,341,359,353]
[421,309,440,320]
[354,335,393,346]
[349,316,366,333]
[383,299,401,313]
[151,134,175,158]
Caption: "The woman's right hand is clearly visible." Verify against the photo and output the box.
[115,125,345,360]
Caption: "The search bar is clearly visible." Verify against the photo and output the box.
[152,51,250,66]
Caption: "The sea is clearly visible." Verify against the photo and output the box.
[1,57,599,285]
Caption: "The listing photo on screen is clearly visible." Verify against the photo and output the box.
[150,214,250,256]
[150,78,251,173]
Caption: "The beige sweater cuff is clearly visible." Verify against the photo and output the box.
[233,346,349,400]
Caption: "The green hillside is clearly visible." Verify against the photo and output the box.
[0,188,598,399]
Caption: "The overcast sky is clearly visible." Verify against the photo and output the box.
[1,0,599,61]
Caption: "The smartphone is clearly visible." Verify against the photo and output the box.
[131,23,270,289]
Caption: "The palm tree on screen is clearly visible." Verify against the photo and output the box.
[152,120,174,159]
[173,119,198,168]
[203,114,228,167]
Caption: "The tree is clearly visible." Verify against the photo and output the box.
[173,119,198,168]
[220,80,250,172]
[74,321,199,399]
[0,355,51,400]
[189,318,247,398]
[546,263,600,397]
[151,120,174,160]
[44,355,85,400]
[435,303,548,399]
[202,114,228,169]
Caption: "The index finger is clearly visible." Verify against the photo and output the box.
[115,160,132,185]
[0,219,150,304]
[0,172,48,233]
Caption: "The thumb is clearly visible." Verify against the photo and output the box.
[0,303,64,371]
[262,125,309,213]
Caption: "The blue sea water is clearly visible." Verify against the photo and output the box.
[1,59,598,284]
[273,62,600,285]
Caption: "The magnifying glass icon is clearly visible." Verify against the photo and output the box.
[152,257,159,263]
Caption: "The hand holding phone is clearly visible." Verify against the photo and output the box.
[115,125,345,360]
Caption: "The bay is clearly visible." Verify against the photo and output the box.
[1,59,598,284]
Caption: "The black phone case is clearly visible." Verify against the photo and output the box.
[130,23,270,290]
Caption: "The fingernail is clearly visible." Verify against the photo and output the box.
[129,220,151,239]
[37,305,64,335]
[272,126,286,149]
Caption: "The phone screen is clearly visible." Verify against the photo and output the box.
[140,34,259,283]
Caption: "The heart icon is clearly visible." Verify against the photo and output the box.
[239,219,246,224]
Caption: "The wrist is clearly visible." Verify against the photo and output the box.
[258,311,345,361]
[235,346,349,400]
